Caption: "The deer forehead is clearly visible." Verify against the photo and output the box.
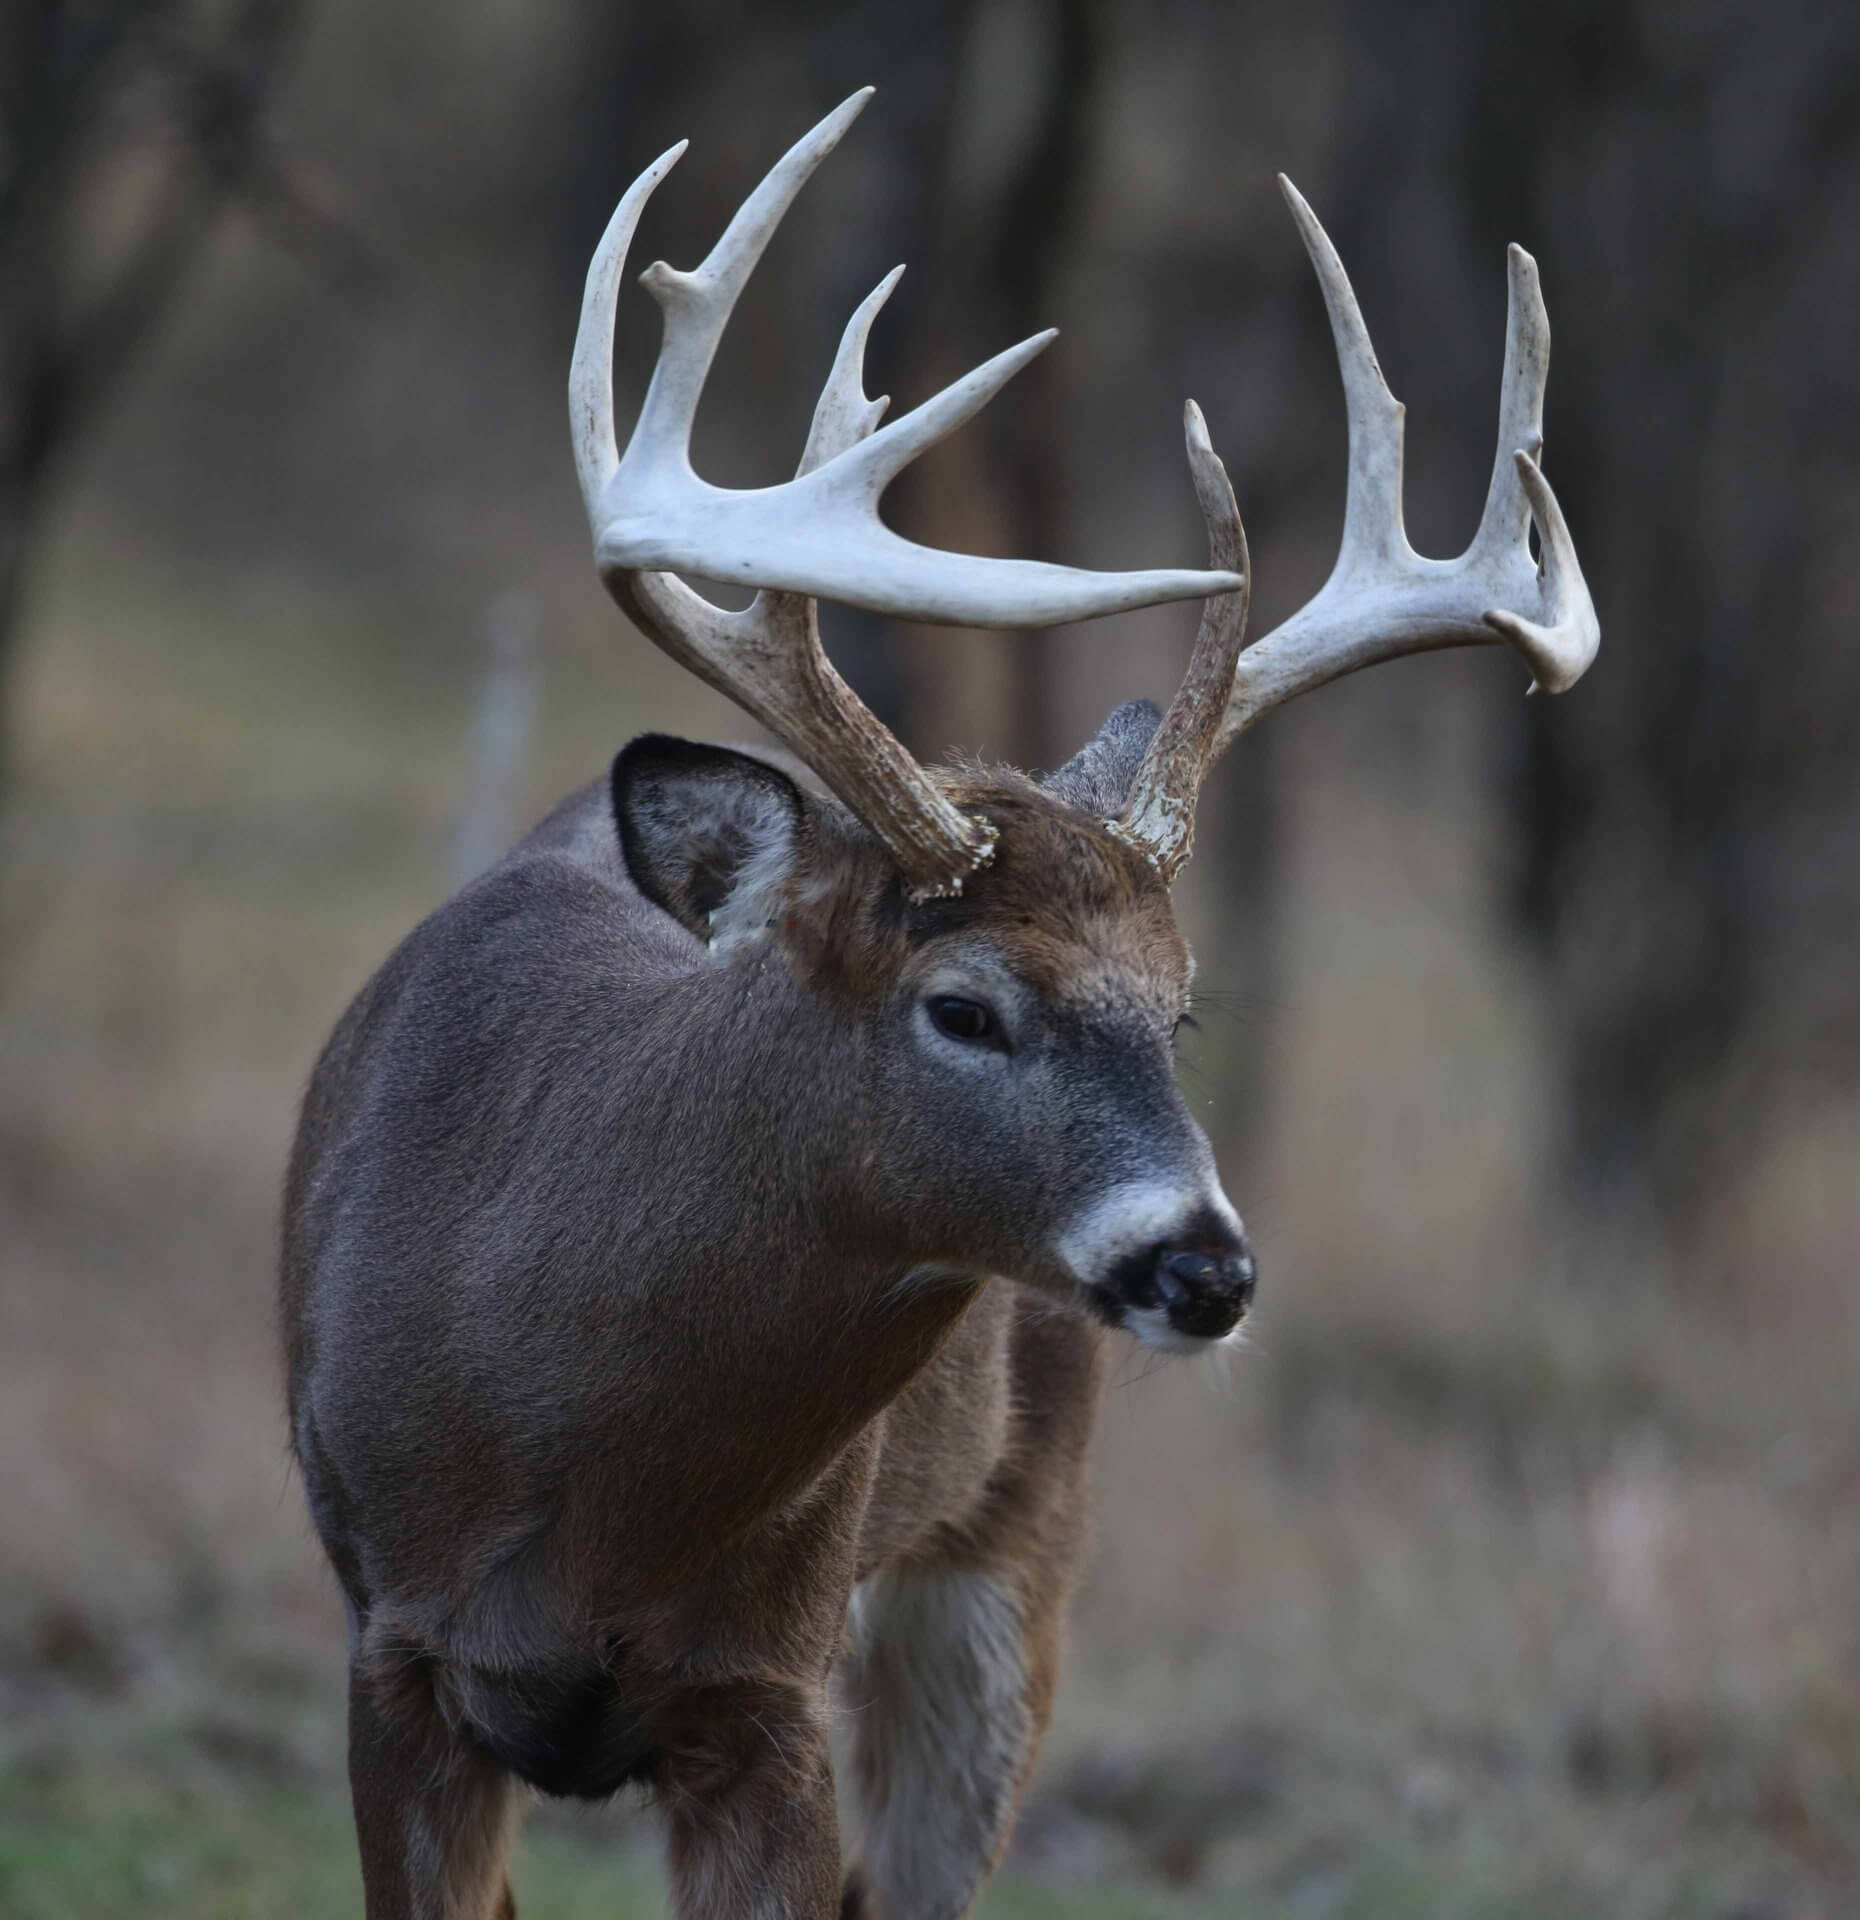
[913,806,1192,1022]
[989,920,1190,1025]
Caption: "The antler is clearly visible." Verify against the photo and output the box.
[1116,175,1600,877]
[1113,402,1251,879]
[572,89,1244,899]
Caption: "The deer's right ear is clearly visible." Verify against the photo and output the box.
[613,736,806,950]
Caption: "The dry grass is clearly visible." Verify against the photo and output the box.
[3,528,1856,1915]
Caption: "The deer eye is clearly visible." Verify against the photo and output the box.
[926,995,999,1045]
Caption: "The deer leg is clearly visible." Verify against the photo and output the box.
[837,1563,1052,1920]
[347,1646,520,1920]
[657,1679,843,1920]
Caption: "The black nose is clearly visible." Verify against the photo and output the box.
[1152,1243,1257,1340]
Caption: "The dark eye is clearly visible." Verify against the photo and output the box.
[927,995,999,1045]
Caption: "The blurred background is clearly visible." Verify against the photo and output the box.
[3,2,1858,1915]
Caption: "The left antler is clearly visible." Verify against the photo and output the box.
[572,88,1244,900]
[1118,175,1600,879]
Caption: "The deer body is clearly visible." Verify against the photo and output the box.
[283,87,1595,1920]
[286,753,1216,1918]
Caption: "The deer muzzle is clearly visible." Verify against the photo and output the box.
[1151,1245,1258,1340]
[1064,1183,1256,1352]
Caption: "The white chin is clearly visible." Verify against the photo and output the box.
[1120,1304,1241,1354]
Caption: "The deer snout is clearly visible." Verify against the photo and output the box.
[1152,1244,1257,1339]
[1061,1182,1256,1352]
[1104,1225,1255,1348]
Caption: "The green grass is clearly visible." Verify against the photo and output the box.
[0,1760,1617,1920]
[0,1766,666,1920]
[2,1758,1574,1920]
[0,1766,1217,1920]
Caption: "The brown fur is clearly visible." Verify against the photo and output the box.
[282,714,1247,1918]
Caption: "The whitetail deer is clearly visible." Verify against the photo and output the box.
[282,89,1597,1920]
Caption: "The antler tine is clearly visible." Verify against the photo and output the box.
[1487,449,1597,694]
[1459,242,1595,692]
[1114,402,1251,879]
[1279,176,1408,570]
[570,138,687,521]
[1208,177,1599,755]
[1469,244,1548,564]
[797,264,901,474]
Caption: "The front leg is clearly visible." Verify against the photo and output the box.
[836,1563,1055,1920]
[347,1645,519,1920]
[658,1680,845,1920]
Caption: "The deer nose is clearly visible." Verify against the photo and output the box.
[1151,1243,1257,1341]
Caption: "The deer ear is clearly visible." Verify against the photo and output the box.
[1041,699,1162,815]
[613,736,805,949]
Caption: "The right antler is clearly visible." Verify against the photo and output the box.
[1214,177,1599,744]
[1116,175,1600,879]
[572,89,1244,900]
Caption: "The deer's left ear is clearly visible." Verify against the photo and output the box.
[1041,699,1162,816]
[613,736,805,951]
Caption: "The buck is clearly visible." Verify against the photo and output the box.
[282,90,1596,1920]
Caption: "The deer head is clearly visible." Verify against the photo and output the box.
[572,90,1598,1350]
